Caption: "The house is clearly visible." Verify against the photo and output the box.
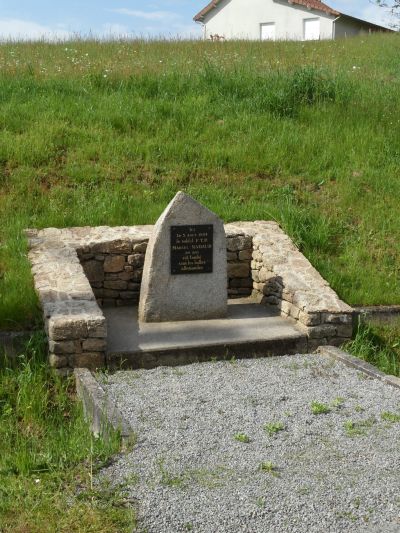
[193,0,393,41]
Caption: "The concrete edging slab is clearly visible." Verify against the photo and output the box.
[74,368,134,442]
[318,345,400,390]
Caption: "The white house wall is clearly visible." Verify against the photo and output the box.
[202,0,335,41]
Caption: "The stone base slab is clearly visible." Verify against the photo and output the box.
[105,300,308,370]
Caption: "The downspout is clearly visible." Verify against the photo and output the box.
[332,15,341,39]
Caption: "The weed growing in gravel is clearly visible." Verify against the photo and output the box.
[264,422,286,436]
[157,458,186,488]
[311,401,331,415]
[343,418,376,437]
[331,397,345,408]
[234,432,251,443]
[381,411,400,423]
[260,462,280,477]
[255,497,266,509]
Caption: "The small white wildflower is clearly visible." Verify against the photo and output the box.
[35,479,40,484]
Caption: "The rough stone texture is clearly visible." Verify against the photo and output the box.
[139,192,228,322]
[27,219,353,372]
[226,221,354,349]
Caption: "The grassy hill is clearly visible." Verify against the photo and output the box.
[0,34,400,329]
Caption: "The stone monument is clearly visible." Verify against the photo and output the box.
[138,191,227,322]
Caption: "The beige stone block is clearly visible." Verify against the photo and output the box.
[104,272,119,280]
[323,313,353,325]
[306,325,337,339]
[252,270,260,283]
[49,319,88,341]
[82,260,104,282]
[49,353,68,368]
[104,255,126,273]
[127,254,145,267]
[227,262,249,278]
[49,340,82,354]
[91,240,131,254]
[336,324,354,338]
[228,235,252,252]
[238,249,252,261]
[87,321,107,338]
[103,289,120,298]
[118,271,135,281]
[104,280,128,290]
[133,242,148,253]
[279,300,292,315]
[298,311,321,326]
[70,352,105,369]
[290,305,300,320]
[252,250,263,262]
[253,282,265,292]
[258,267,274,283]
[82,338,107,351]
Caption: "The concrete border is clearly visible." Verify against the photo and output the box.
[354,305,400,325]
[318,345,400,390]
[74,368,134,443]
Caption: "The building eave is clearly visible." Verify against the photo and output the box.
[193,0,340,22]
[337,13,395,32]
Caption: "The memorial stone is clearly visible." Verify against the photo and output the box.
[139,191,227,322]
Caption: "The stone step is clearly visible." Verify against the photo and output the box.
[105,299,308,370]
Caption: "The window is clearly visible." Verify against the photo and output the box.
[303,18,320,40]
[261,23,276,41]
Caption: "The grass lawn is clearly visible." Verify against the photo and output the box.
[346,318,400,377]
[0,35,400,329]
[0,333,134,532]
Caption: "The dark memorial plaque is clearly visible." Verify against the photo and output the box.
[171,225,213,275]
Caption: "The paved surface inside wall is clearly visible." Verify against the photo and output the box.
[99,354,400,533]
[105,300,304,354]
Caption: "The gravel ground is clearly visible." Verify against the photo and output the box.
[99,354,400,533]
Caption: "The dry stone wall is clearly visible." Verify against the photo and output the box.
[78,236,252,308]
[226,221,355,351]
[27,221,354,374]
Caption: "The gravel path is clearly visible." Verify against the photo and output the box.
[99,354,400,533]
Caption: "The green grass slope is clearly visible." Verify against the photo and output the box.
[0,35,400,329]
